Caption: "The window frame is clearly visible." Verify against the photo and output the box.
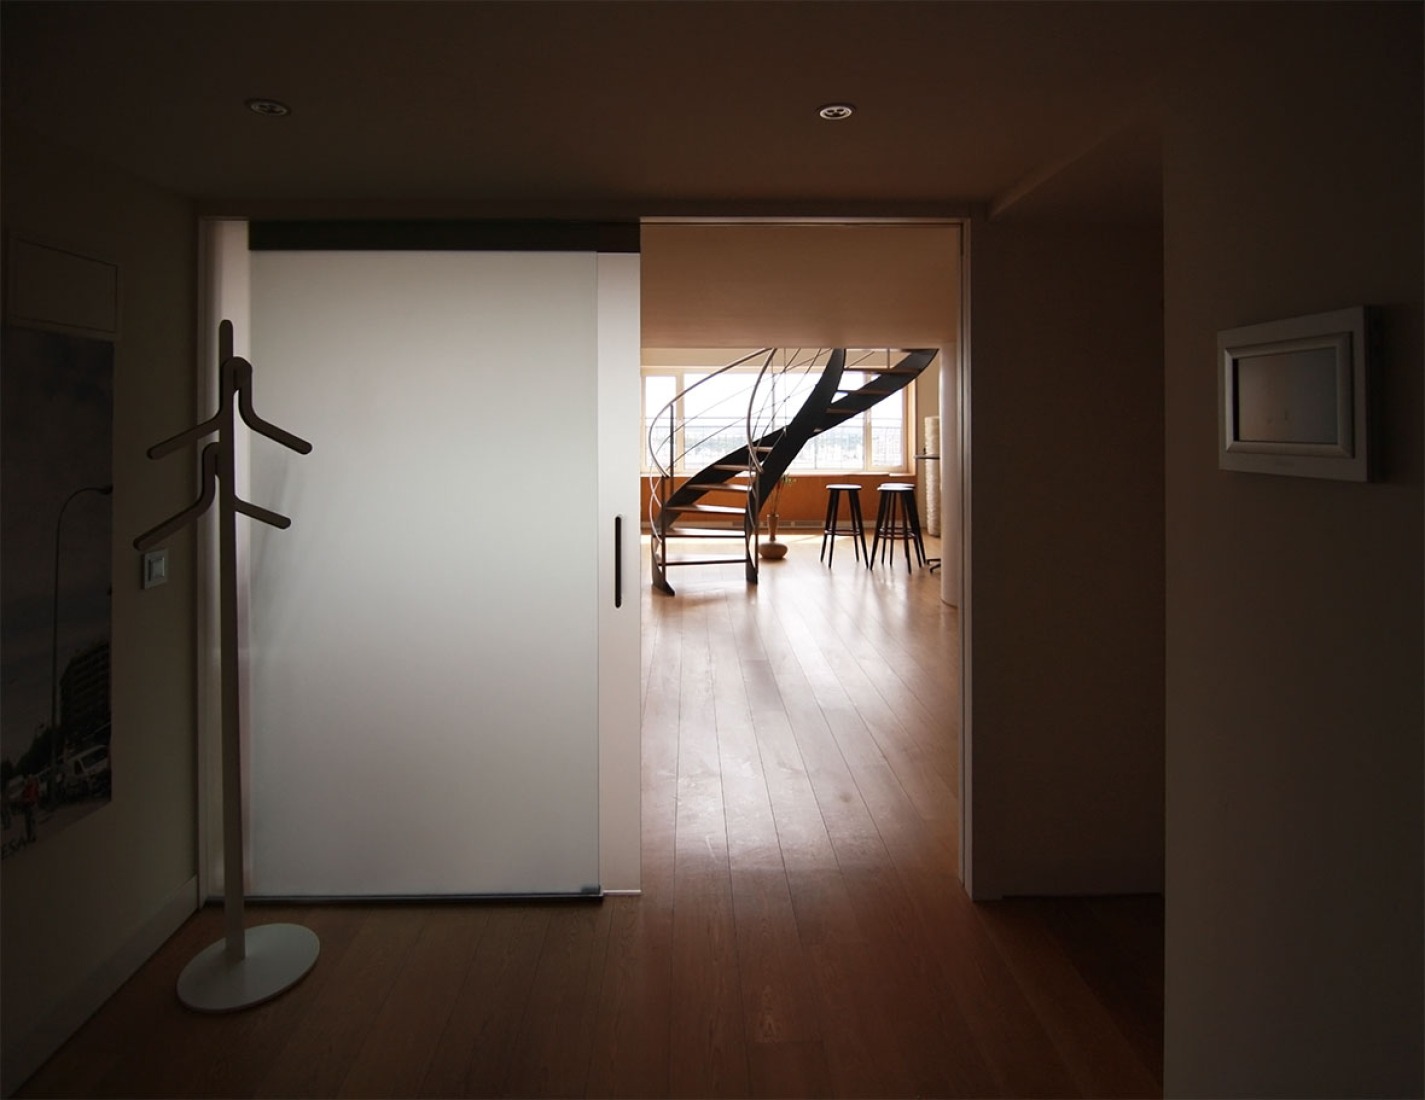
[641,355,915,476]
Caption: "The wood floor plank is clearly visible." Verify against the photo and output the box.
[783,866,865,948]
[746,1039,833,1099]
[1087,893,1166,1029]
[907,874,1082,1098]
[253,906,428,1098]
[705,598,783,874]
[837,866,1003,1098]
[733,638,841,877]
[583,895,674,1099]
[640,588,682,891]
[668,590,749,1098]
[768,586,956,876]
[800,943,914,1099]
[747,610,889,864]
[20,905,219,1098]
[153,904,366,1099]
[775,571,960,838]
[674,594,728,868]
[337,905,490,1098]
[420,904,551,1098]
[668,862,748,1098]
[1036,895,1165,1084]
[729,868,820,1046]
[502,901,613,1099]
[976,899,1161,1098]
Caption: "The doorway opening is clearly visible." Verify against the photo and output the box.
[636,218,971,894]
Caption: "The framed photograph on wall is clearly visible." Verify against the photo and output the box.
[1217,306,1370,481]
[0,325,114,858]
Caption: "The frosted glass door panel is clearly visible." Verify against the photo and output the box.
[247,250,599,897]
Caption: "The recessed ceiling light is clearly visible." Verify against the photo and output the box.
[817,103,855,121]
[246,98,291,117]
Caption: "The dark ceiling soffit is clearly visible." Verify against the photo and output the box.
[247,220,640,252]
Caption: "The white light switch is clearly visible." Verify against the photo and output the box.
[142,548,168,589]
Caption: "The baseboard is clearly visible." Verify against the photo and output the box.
[1,875,198,1097]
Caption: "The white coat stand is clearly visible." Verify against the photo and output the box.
[135,319,318,1012]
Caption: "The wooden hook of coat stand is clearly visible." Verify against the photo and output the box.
[135,319,318,1013]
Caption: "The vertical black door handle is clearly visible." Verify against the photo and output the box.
[614,515,623,608]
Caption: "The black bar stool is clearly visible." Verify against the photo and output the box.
[820,483,868,567]
[870,483,927,573]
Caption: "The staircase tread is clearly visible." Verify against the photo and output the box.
[663,555,750,566]
[686,482,751,492]
[661,529,746,539]
[667,503,745,514]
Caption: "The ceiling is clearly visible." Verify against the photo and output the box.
[642,222,961,346]
[0,1,1187,222]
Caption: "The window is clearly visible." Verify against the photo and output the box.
[642,349,913,475]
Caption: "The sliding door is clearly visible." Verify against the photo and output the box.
[242,248,612,897]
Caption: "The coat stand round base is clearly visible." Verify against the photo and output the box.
[176,923,320,1012]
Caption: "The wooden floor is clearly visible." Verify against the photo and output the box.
[19,533,1163,1099]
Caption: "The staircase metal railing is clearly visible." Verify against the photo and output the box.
[648,349,772,593]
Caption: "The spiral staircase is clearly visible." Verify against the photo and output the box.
[648,347,938,595]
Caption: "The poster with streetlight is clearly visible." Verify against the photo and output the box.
[1,326,113,859]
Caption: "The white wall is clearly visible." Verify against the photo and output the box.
[1161,5,1423,1095]
[965,221,1165,899]
[1,125,198,1091]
